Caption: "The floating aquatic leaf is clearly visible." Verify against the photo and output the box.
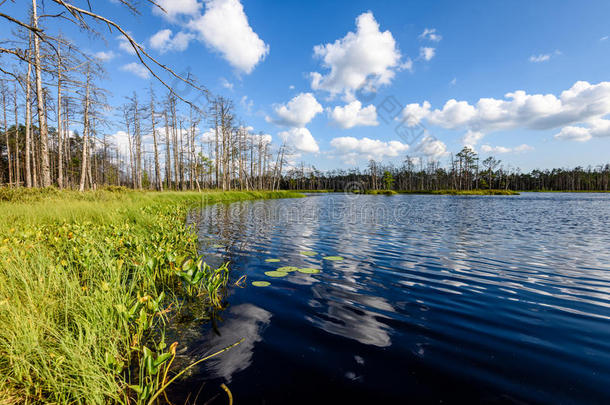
[299,251,317,256]
[252,281,271,287]
[265,258,280,262]
[323,256,344,261]
[264,271,288,277]
[297,267,321,274]
[277,266,299,272]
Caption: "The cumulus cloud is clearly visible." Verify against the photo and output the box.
[310,11,404,99]
[149,29,194,53]
[120,63,150,79]
[268,93,323,127]
[401,80,610,143]
[419,47,435,61]
[413,135,449,160]
[480,144,534,153]
[419,28,442,42]
[554,118,610,142]
[462,130,485,148]
[188,0,269,74]
[330,136,408,163]
[328,101,378,129]
[93,50,116,62]
[153,0,202,19]
[279,128,319,153]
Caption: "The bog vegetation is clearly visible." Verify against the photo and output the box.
[0,188,302,403]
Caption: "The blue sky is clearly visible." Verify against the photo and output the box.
[4,0,610,171]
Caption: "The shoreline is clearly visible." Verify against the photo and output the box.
[0,188,303,403]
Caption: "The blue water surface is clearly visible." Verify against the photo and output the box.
[170,193,610,404]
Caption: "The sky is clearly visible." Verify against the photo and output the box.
[3,0,610,171]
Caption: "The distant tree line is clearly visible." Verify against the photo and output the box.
[279,147,610,192]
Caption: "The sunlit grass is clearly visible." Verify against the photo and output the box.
[0,187,303,404]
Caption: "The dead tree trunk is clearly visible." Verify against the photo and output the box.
[32,0,52,187]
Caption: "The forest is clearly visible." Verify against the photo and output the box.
[279,149,610,192]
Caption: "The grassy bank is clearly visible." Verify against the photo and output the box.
[0,188,303,404]
[364,190,398,195]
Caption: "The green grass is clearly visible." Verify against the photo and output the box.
[0,188,303,404]
[397,189,520,195]
[364,190,398,195]
[292,189,331,193]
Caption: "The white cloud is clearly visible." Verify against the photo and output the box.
[240,95,253,113]
[268,93,323,127]
[220,77,234,90]
[419,47,435,61]
[601,36,609,41]
[413,135,449,160]
[480,144,534,153]
[401,80,610,143]
[529,53,550,63]
[279,128,319,153]
[289,85,295,90]
[529,50,561,63]
[149,29,194,53]
[553,126,591,142]
[554,118,610,142]
[153,0,202,19]
[121,63,150,79]
[514,144,534,152]
[249,132,272,145]
[401,101,431,126]
[111,131,130,155]
[330,136,409,163]
[328,100,378,129]
[462,130,485,148]
[201,128,217,143]
[419,28,442,42]
[450,77,457,85]
[310,11,404,99]
[188,0,269,74]
[93,50,116,62]
[399,58,414,72]
[116,34,141,55]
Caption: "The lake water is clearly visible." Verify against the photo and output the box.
[170,193,610,404]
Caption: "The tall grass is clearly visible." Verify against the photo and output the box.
[0,188,303,403]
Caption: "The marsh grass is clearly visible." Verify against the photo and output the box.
[0,188,303,404]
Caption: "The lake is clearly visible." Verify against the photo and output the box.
[169,193,610,404]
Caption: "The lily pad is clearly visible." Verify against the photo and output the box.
[265,258,281,263]
[264,270,288,277]
[277,266,299,272]
[252,281,271,287]
[297,267,321,274]
[299,251,317,256]
[323,256,344,261]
